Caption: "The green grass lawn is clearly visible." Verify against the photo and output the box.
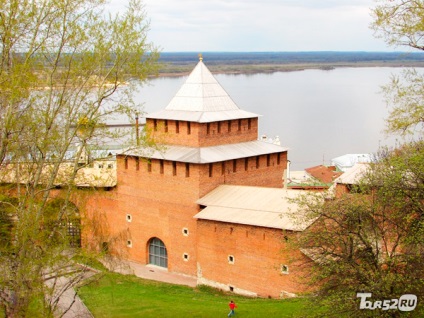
[79,272,314,317]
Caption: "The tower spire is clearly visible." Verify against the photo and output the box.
[198,53,203,61]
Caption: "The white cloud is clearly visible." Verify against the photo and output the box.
[107,0,390,51]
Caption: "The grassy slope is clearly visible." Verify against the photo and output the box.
[79,273,315,318]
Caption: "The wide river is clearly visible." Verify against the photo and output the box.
[133,67,413,171]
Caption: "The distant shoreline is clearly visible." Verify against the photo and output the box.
[155,51,424,77]
[157,61,424,77]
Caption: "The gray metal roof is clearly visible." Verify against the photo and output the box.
[334,163,369,185]
[147,60,260,123]
[124,140,288,164]
[194,185,317,231]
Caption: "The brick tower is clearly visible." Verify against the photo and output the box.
[113,57,288,277]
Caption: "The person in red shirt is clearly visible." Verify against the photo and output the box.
[228,300,237,317]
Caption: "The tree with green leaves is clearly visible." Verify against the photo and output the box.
[371,0,424,136]
[289,2,424,316]
[0,0,159,316]
[293,142,424,317]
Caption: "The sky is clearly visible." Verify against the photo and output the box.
[107,0,393,52]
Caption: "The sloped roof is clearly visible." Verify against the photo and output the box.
[147,59,259,122]
[305,165,342,184]
[334,163,369,185]
[194,185,317,231]
[124,140,287,164]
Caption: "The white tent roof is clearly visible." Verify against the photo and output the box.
[331,154,373,172]
[148,59,259,122]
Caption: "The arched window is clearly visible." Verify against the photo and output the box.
[148,237,168,268]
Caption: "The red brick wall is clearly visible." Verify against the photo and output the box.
[198,152,287,198]
[107,156,203,275]
[146,118,258,147]
[196,220,312,297]
[97,152,286,275]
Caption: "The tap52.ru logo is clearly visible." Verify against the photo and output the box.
[357,293,417,311]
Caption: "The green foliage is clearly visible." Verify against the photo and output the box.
[371,1,424,136]
[372,0,424,50]
[79,272,314,318]
[0,0,159,316]
[292,141,424,317]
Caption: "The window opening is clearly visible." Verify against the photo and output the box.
[160,160,164,174]
[281,265,289,274]
[173,161,177,176]
[185,163,190,177]
[148,238,168,268]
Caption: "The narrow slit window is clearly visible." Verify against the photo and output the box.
[136,157,140,171]
[217,121,221,133]
[221,162,225,175]
[187,122,191,135]
[267,154,271,167]
[207,123,210,135]
[277,153,281,165]
[248,118,252,130]
[185,163,190,177]
[160,160,164,174]
[154,119,158,131]
[164,120,168,132]
[238,119,242,131]
[147,161,152,172]
[245,158,248,171]
[256,156,260,169]
[233,160,237,173]
[124,157,128,169]
[228,120,231,132]
[172,161,177,176]
[228,255,235,264]
[209,163,213,177]
[176,121,179,133]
